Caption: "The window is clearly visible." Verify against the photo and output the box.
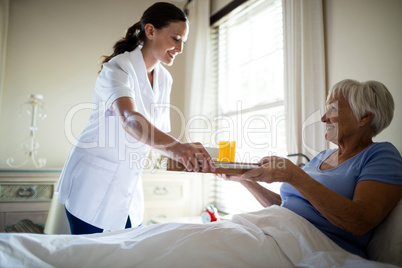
[210,0,285,214]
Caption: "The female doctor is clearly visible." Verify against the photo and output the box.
[57,2,215,235]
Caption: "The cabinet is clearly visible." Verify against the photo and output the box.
[0,169,209,230]
[0,170,61,232]
[142,170,206,225]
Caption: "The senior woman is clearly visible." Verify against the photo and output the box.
[221,79,402,258]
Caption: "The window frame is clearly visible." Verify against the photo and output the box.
[209,0,286,214]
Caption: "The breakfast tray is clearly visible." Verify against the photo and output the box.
[165,158,260,175]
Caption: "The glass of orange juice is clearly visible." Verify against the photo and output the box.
[218,141,236,162]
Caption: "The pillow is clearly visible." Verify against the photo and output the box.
[366,197,402,266]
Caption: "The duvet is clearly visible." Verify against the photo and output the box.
[0,206,397,268]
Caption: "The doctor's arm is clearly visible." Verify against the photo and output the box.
[112,97,215,172]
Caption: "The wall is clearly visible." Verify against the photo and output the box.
[0,0,187,169]
[325,0,402,152]
[2,0,401,170]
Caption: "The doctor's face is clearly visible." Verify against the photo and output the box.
[151,21,189,66]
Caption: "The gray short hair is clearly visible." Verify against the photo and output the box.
[328,79,394,137]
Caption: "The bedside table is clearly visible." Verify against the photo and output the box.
[142,170,206,225]
[0,169,61,232]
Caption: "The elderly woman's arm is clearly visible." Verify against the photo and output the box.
[241,156,402,236]
[219,174,282,207]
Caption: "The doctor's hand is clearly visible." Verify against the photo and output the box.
[169,142,215,173]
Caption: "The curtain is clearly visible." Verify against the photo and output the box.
[0,0,9,113]
[182,0,215,213]
[183,0,215,145]
[283,0,328,160]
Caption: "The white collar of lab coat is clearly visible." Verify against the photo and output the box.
[130,46,160,102]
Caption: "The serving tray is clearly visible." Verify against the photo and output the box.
[165,158,260,175]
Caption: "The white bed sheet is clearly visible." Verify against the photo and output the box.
[0,206,397,268]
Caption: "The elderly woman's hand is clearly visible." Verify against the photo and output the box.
[216,173,243,183]
[241,156,300,184]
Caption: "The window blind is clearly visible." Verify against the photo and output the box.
[210,0,285,214]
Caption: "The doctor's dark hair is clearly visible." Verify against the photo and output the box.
[100,2,188,71]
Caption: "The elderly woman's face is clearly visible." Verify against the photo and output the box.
[321,93,359,145]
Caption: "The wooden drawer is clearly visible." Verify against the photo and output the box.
[0,183,54,201]
[143,181,183,200]
[143,206,186,225]
[0,201,52,232]
[1,211,49,232]
[4,211,48,227]
[0,170,61,233]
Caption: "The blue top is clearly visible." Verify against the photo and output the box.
[280,142,402,258]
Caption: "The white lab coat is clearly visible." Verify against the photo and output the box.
[57,47,172,231]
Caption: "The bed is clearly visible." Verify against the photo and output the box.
[0,203,400,268]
